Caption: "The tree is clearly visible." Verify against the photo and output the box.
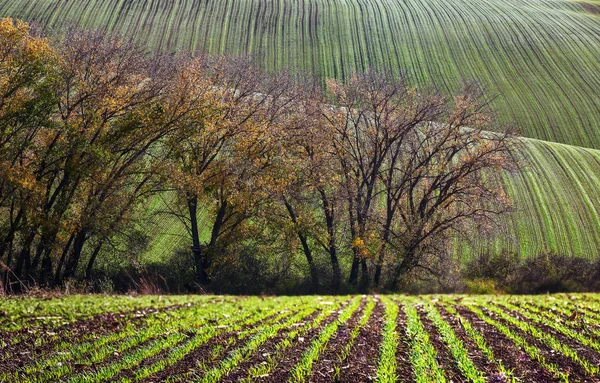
[161,56,292,286]
[0,18,57,287]
[319,71,445,290]
[380,83,517,289]
[274,85,345,292]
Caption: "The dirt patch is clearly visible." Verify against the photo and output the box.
[496,304,600,371]
[218,309,324,382]
[336,298,385,382]
[307,298,366,382]
[455,305,558,383]
[477,305,594,382]
[436,305,507,381]
[256,300,354,383]
[396,304,415,383]
[523,302,600,344]
[141,309,290,382]
[417,304,466,383]
[0,307,168,374]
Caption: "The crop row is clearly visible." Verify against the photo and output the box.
[3,294,600,382]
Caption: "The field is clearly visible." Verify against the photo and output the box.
[3,0,600,260]
[2,294,600,382]
[2,0,600,150]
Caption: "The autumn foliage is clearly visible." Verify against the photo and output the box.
[0,19,516,293]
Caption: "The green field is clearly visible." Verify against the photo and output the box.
[2,0,600,261]
[2,0,600,149]
[2,294,600,382]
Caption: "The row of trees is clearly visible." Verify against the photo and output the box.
[0,18,517,293]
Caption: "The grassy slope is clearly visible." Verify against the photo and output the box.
[492,137,600,258]
[2,0,600,149]
[2,0,600,258]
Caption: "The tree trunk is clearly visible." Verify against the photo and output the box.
[54,232,74,285]
[388,246,417,290]
[85,240,104,280]
[299,232,319,293]
[14,229,35,279]
[328,246,340,292]
[38,252,53,287]
[284,198,319,293]
[62,228,87,280]
[0,209,23,261]
[359,259,369,292]
[319,189,340,292]
[374,243,386,288]
[188,195,209,285]
[374,220,392,287]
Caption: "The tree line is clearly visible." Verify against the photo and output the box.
[0,18,517,293]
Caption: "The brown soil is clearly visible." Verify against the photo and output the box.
[257,300,353,383]
[523,302,600,343]
[0,307,170,374]
[138,309,293,382]
[396,304,414,383]
[455,305,558,383]
[336,298,385,383]
[218,309,324,382]
[496,304,600,373]
[416,304,466,383]
[478,305,596,382]
[307,298,367,382]
[436,304,508,382]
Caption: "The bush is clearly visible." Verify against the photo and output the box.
[463,252,598,294]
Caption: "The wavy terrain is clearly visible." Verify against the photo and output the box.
[2,0,600,258]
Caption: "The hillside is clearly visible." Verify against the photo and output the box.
[2,0,600,149]
[2,0,600,263]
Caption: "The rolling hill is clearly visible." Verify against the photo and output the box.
[2,0,600,148]
[2,0,600,259]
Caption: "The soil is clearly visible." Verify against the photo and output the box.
[436,304,510,382]
[478,305,596,382]
[256,299,354,383]
[416,304,467,383]
[522,301,600,344]
[496,304,600,374]
[395,304,415,383]
[218,308,325,382]
[0,306,174,374]
[142,309,294,382]
[455,305,559,383]
[307,298,367,382]
[336,298,385,383]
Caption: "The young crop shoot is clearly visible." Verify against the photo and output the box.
[403,300,446,383]
[376,296,400,383]
[288,296,363,382]
[441,303,515,382]
[424,302,486,382]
